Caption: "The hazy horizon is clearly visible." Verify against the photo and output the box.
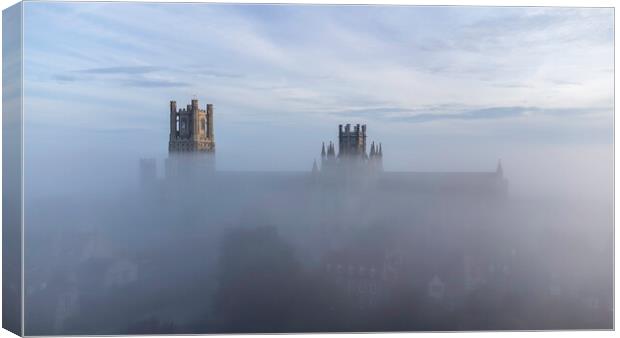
[21,3,613,201]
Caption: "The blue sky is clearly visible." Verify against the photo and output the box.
[21,3,613,187]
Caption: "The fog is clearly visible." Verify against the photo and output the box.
[16,3,613,334]
[21,136,612,335]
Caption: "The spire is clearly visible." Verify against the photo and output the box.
[321,142,326,158]
[312,159,319,174]
[496,159,503,177]
[328,141,335,158]
[370,142,376,157]
[378,143,384,171]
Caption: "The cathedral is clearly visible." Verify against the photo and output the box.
[143,97,509,316]
[140,98,508,199]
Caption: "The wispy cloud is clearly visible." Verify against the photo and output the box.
[23,2,613,150]
[77,66,162,74]
[390,106,610,123]
[52,65,190,87]
[122,78,191,88]
[494,83,532,89]
[328,107,414,117]
[393,106,530,123]
[52,74,77,82]
[184,66,244,78]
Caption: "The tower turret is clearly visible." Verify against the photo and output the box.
[169,101,177,143]
[338,123,367,159]
[319,124,382,172]
[327,142,336,158]
[192,99,200,142]
[168,98,215,153]
[206,103,214,141]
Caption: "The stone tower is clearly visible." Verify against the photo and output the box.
[318,123,382,173]
[169,99,215,153]
[338,123,367,159]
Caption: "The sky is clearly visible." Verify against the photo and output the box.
[20,3,613,193]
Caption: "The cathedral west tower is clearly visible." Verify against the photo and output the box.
[169,98,215,153]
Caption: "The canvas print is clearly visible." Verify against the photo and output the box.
[2,1,614,335]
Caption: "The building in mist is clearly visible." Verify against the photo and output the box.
[31,97,612,335]
[137,98,508,198]
[169,98,215,153]
[163,98,217,178]
[142,99,510,312]
[320,123,383,173]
